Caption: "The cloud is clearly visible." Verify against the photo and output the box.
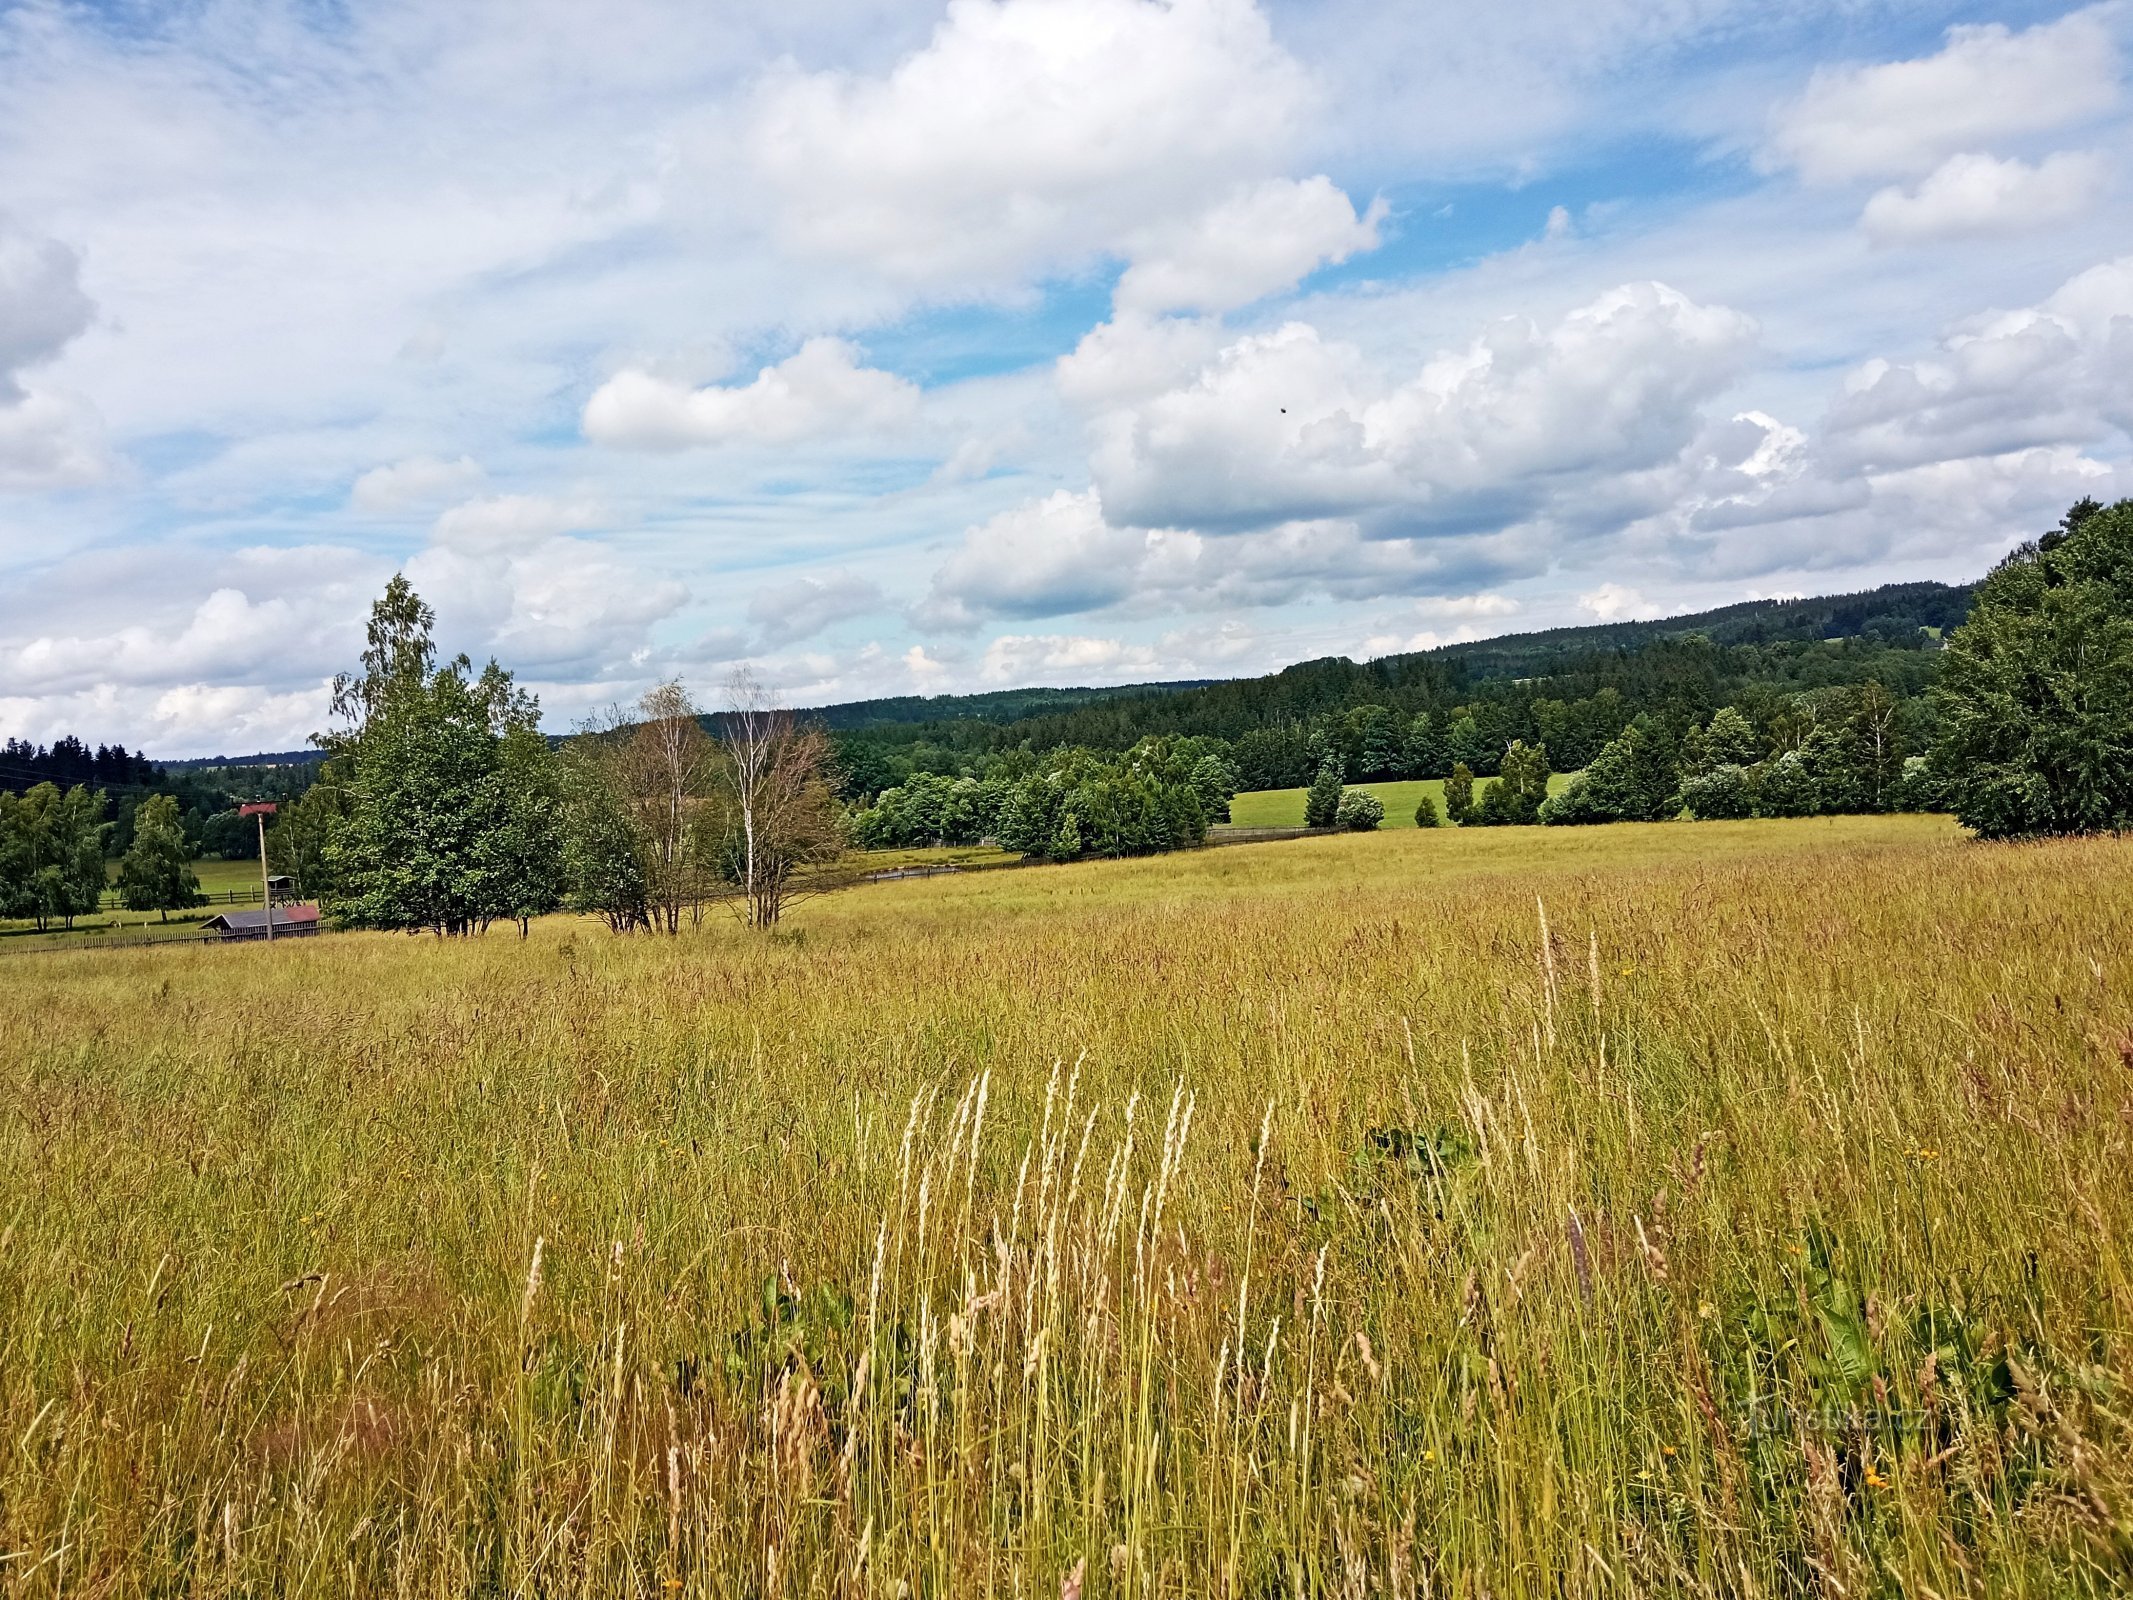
[0,221,106,488]
[0,390,108,491]
[916,489,1148,629]
[1577,582,1649,620]
[352,453,486,511]
[583,339,920,450]
[978,631,1161,683]
[746,571,886,649]
[1056,312,1226,408]
[406,535,688,676]
[918,488,1528,627]
[1090,281,1758,535]
[1822,254,2133,473]
[1767,11,2120,184]
[1861,151,2109,247]
[431,493,607,550]
[1114,176,1385,313]
[1,579,364,702]
[0,224,93,404]
[745,0,1313,288]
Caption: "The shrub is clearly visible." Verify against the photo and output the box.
[1335,791,1385,831]
[1304,760,1344,829]
[1443,763,1476,825]
[1680,764,1754,821]
[1753,751,1818,818]
[1412,793,1441,828]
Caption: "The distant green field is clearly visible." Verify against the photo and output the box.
[99,855,263,896]
[1226,772,1577,829]
[5,858,269,950]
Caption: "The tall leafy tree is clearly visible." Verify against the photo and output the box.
[1929,498,2133,838]
[1475,740,1550,825]
[117,794,202,921]
[1541,718,1677,824]
[559,739,651,933]
[0,783,107,930]
[324,581,564,935]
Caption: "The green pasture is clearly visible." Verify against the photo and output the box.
[1225,771,1578,828]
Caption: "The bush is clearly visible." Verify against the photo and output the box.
[1680,764,1754,821]
[1753,751,1818,817]
[1893,754,1944,813]
[1335,790,1385,831]
[1443,763,1476,826]
[1412,793,1440,828]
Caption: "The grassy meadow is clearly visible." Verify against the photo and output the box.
[4,815,2132,1596]
[1227,773,1576,829]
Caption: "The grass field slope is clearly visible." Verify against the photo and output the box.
[3,817,2130,1595]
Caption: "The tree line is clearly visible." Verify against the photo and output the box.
[849,736,1235,858]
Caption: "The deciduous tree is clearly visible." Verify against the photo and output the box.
[1928,497,2133,837]
[117,794,201,921]
[705,671,848,929]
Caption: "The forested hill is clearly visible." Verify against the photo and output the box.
[814,580,1969,741]
[824,578,1972,774]
[1387,579,1971,678]
[799,680,1219,730]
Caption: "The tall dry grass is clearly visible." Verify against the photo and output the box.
[2,814,2130,1596]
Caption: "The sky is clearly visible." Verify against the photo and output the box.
[0,0,2128,757]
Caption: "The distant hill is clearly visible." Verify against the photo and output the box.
[810,579,1974,747]
[1371,579,1972,683]
[164,750,322,771]
[797,680,1220,730]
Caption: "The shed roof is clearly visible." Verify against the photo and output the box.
[202,905,321,934]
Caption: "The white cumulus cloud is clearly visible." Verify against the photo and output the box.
[1861,151,2109,246]
[979,631,1160,683]
[583,339,920,450]
[1578,582,1649,620]
[1091,281,1759,535]
[1767,10,2121,184]
[0,221,106,489]
[1114,176,1385,314]
[745,0,1313,288]
[431,493,607,551]
[1824,254,2133,472]
[916,489,1149,629]
[352,454,486,511]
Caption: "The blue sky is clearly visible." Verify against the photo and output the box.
[1,0,2128,754]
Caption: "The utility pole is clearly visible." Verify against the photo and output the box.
[241,802,278,941]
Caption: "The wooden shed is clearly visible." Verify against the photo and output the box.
[200,905,321,942]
